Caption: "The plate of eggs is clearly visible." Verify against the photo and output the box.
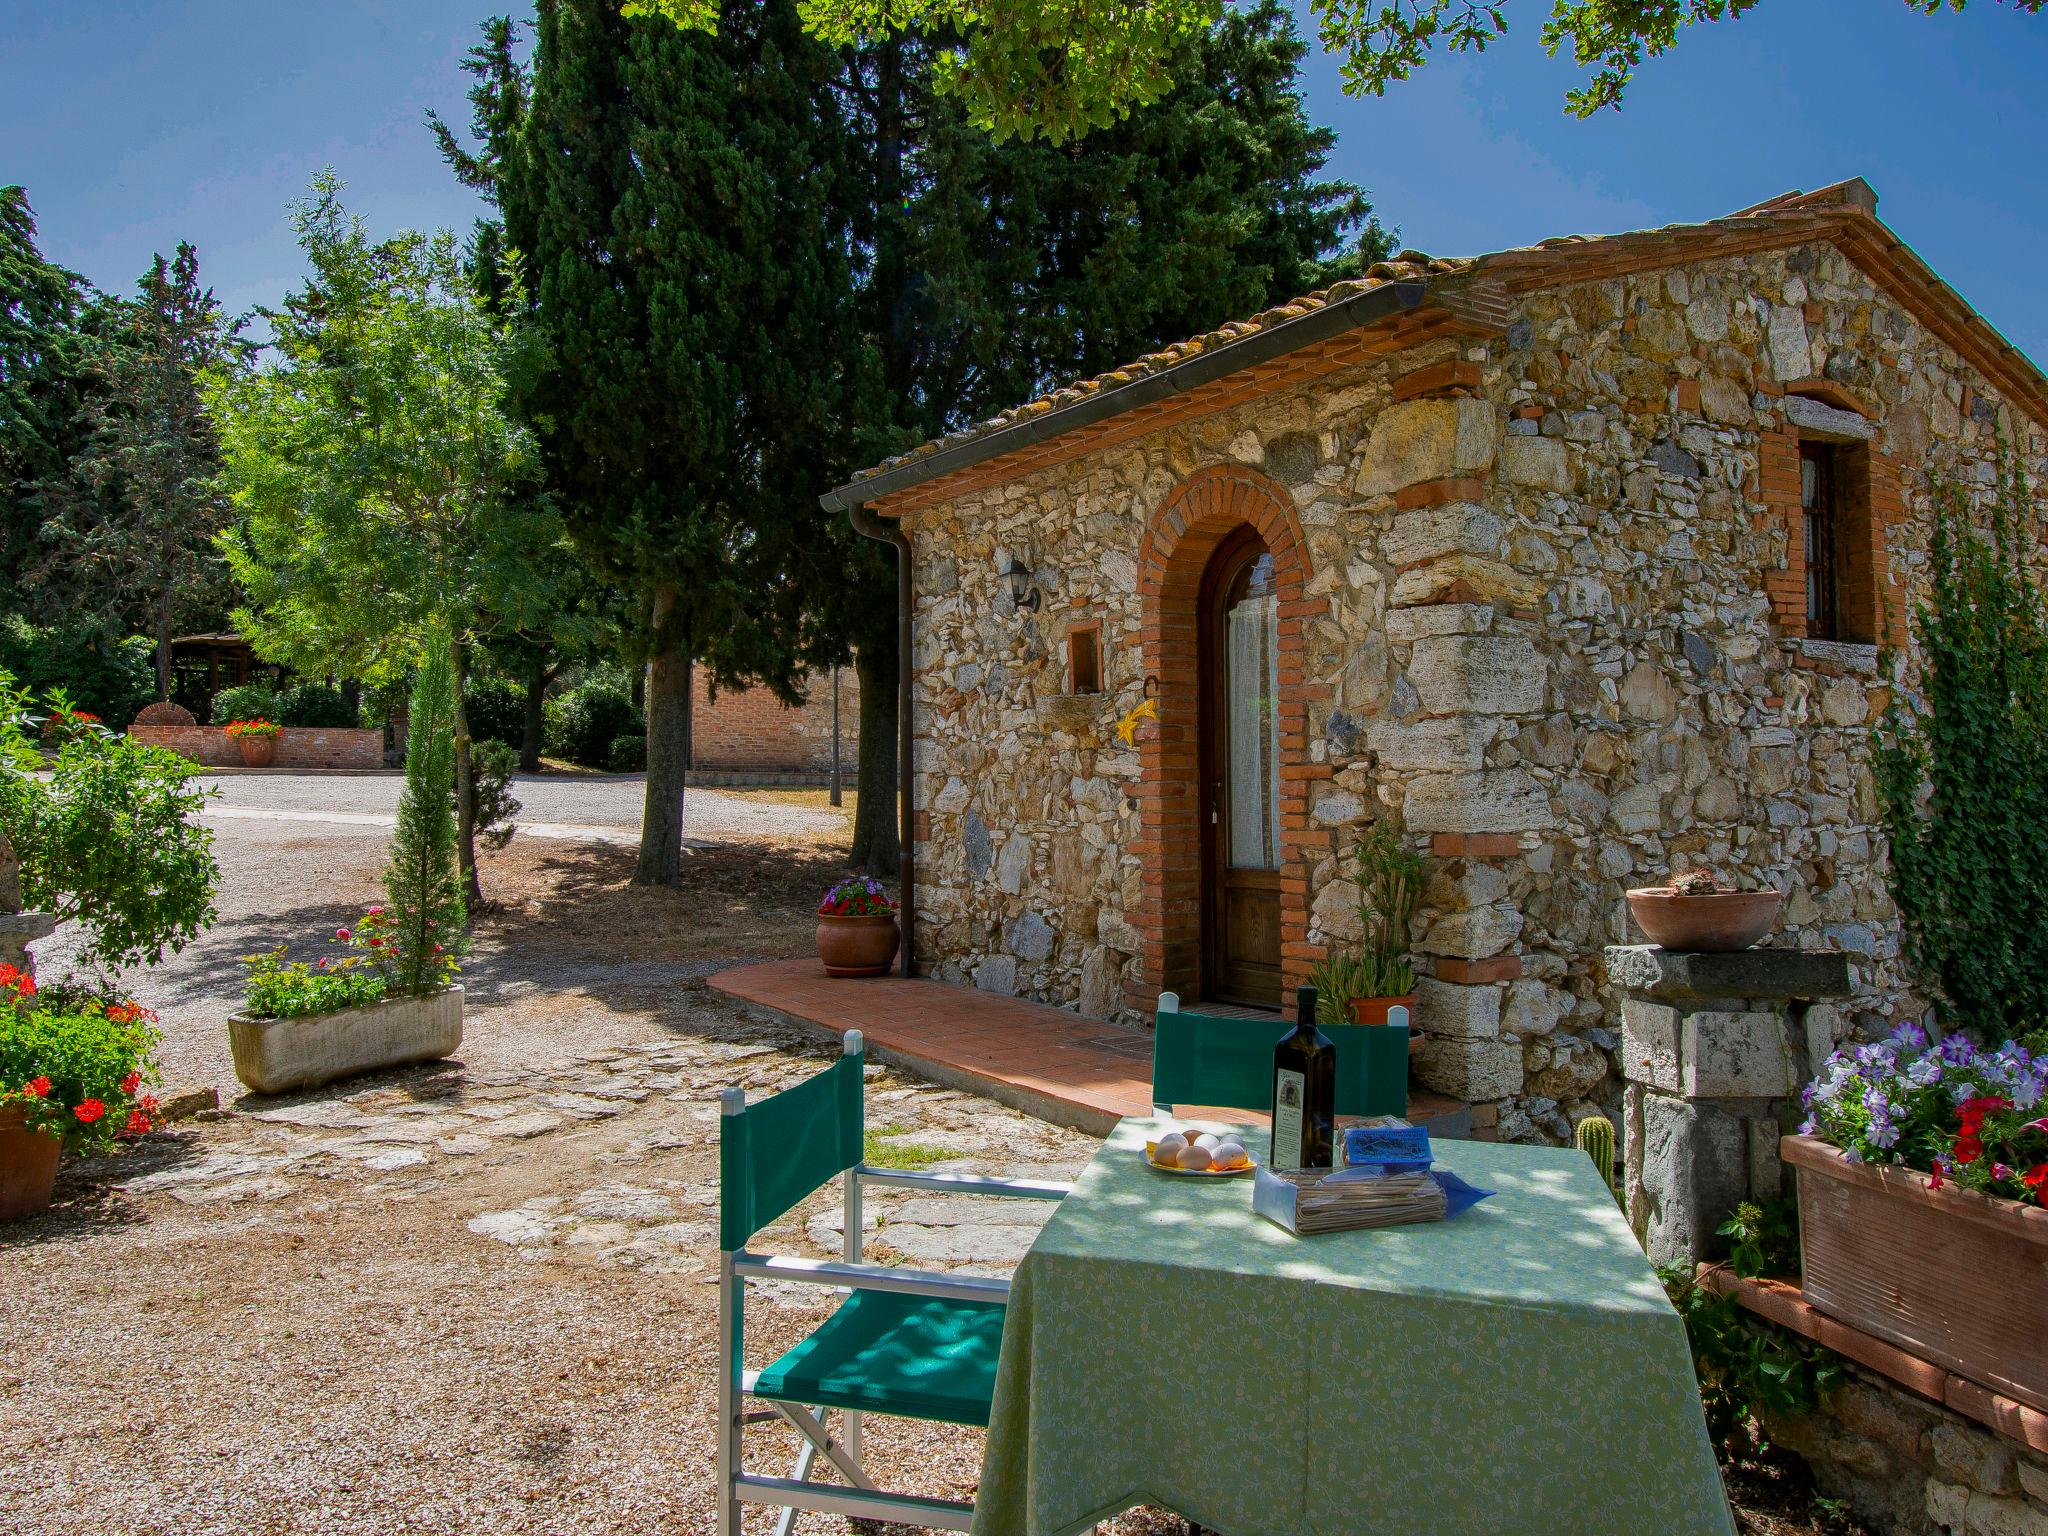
[1144,1129,1255,1176]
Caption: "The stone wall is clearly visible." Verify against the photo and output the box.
[127,725,386,771]
[899,236,2048,1139]
[1764,1368,2048,1536]
[692,664,859,776]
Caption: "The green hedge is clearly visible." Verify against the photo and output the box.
[0,615,155,728]
[547,683,639,767]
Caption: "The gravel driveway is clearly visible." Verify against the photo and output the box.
[0,795,1183,1536]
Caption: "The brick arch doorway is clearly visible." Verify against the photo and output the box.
[1134,466,1312,1014]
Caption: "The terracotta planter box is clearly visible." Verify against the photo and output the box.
[1785,1132,2048,1413]
[816,914,900,978]
[1348,993,1416,1027]
[0,1106,61,1221]
[228,986,463,1096]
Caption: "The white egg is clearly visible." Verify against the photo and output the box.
[1193,1133,1221,1151]
[1176,1143,1213,1171]
[1211,1140,1249,1169]
[1153,1133,1187,1164]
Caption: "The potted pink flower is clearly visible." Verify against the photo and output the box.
[816,876,900,978]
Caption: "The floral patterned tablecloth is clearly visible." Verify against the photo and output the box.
[971,1115,1734,1536]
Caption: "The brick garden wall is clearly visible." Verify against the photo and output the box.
[891,235,2047,1143]
[128,725,385,770]
[692,665,859,775]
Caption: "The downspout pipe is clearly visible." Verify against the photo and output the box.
[848,502,916,979]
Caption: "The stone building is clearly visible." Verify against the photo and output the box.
[822,179,2048,1142]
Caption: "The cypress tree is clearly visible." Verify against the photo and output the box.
[384,628,466,995]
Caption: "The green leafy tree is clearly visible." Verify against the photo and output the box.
[382,630,466,995]
[0,677,219,973]
[31,243,248,699]
[1873,460,2048,1041]
[638,0,2043,137]
[209,175,566,903]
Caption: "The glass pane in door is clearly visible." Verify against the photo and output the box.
[1225,554,1280,871]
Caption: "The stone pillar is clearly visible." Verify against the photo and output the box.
[0,829,58,977]
[1606,944,1853,1267]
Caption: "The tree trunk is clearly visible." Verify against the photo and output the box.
[155,588,174,702]
[452,638,482,909]
[850,636,899,876]
[636,587,690,886]
[521,662,548,774]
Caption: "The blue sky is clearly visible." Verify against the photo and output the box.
[8,1,2045,365]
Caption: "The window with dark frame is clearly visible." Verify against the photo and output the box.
[1800,440,1841,641]
[1067,625,1101,695]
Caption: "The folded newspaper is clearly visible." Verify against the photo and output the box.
[1252,1121,1495,1235]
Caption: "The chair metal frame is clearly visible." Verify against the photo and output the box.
[717,1030,1072,1534]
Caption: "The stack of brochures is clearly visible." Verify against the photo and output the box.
[1251,1120,1495,1236]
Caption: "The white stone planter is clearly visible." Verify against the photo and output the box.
[228,986,464,1096]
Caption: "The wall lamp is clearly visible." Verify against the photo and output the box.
[1001,551,1042,612]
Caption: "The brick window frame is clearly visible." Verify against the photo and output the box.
[1066,619,1103,694]
[1760,386,1904,647]
[1128,465,1318,1014]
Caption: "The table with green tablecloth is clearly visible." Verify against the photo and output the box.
[972,1115,1733,1536]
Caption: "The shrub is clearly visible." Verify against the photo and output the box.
[463,675,526,749]
[0,968,163,1152]
[0,614,155,728]
[606,733,646,773]
[209,681,280,726]
[0,677,219,972]
[382,633,465,995]
[471,738,522,852]
[548,683,638,766]
[274,681,358,728]
[1873,461,2048,1041]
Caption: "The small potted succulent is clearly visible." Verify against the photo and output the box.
[816,875,900,978]
[1308,818,1424,1027]
[1625,868,1783,953]
[223,716,282,768]
[0,965,163,1221]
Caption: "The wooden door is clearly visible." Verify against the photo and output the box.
[1200,528,1282,1006]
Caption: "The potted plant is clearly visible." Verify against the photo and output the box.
[223,717,282,767]
[1789,1022,2048,1411]
[226,634,467,1094]
[0,966,163,1221]
[816,875,900,978]
[1625,868,1783,952]
[1308,818,1423,1026]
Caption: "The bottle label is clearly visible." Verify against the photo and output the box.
[1272,1068,1306,1171]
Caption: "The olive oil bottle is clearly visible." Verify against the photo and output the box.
[1271,984,1337,1171]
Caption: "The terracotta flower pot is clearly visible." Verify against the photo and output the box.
[235,733,278,768]
[1785,1133,2048,1413]
[0,1106,61,1222]
[1625,887,1783,952]
[1348,993,1417,1027]
[816,913,900,978]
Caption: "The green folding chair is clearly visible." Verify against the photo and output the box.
[717,1030,1071,1534]
[1150,991,1410,1119]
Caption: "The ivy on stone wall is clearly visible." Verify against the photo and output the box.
[1872,457,2048,1043]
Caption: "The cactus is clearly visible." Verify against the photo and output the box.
[1574,1114,1621,1204]
[1351,817,1425,997]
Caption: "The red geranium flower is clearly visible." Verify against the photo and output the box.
[138,1094,159,1115]
[73,1099,106,1124]
[24,1076,50,1099]
[123,1109,152,1136]
[336,928,352,941]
